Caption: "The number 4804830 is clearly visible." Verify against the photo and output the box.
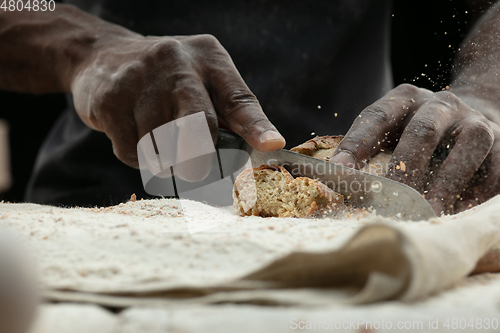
[1,0,56,11]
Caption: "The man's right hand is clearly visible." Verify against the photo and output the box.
[0,5,285,172]
[70,33,285,169]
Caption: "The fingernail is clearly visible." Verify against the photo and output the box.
[330,151,356,168]
[259,130,284,143]
[259,130,286,151]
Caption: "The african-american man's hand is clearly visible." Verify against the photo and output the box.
[329,83,500,215]
[70,33,285,179]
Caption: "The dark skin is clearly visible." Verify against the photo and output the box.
[0,3,499,214]
[330,1,500,215]
[0,5,287,172]
[329,84,499,215]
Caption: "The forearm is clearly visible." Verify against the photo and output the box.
[451,2,500,125]
[0,4,139,94]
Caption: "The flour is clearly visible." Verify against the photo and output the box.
[1,196,499,305]
[0,199,371,292]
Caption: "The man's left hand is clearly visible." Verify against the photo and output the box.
[329,83,500,215]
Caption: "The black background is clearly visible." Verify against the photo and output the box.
[0,0,484,202]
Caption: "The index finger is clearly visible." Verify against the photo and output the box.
[189,35,286,152]
[329,84,431,168]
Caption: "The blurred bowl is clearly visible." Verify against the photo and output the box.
[0,228,39,333]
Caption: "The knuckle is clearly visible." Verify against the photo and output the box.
[224,89,260,115]
[238,118,269,137]
[337,130,372,157]
[434,90,457,101]
[470,118,492,133]
[148,39,188,65]
[434,91,461,108]
[423,101,455,120]
[361,104,392,124]
[393,83,432,98]
[198,34,221,47]
[426,99,452,111]
[186,34,230,68]
[422,95,459,118]
[152,39,183,55]
[466,118,494,144]
[406,116,439,140]
[394,83,420,94]
[94,86,118,111]
[339,134,364,151]
[189,34,221,48]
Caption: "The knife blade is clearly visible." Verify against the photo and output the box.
[217,129,436,221]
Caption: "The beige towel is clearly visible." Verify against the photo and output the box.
[4,196,493,307]
[243,200,500,303]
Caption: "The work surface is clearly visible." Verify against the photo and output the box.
[2,197,500,333]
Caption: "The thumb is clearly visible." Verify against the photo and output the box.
[222,98,286,152]
[204,53,285,151]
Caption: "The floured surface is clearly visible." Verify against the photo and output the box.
[2,197,500,332]
[0,199,377,292]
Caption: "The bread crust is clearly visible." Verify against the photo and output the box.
[292,135,392,177]
[290,135,344,160]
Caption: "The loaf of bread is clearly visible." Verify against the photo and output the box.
[233,135,392,218]
[232,165,344,218]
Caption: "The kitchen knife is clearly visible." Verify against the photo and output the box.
[217,129,436,221]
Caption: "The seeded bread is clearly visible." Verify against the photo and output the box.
[233,135,392,218]
[233,165,344,218]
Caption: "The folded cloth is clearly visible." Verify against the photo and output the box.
[243,198,500,303]
[2,196,500,307]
